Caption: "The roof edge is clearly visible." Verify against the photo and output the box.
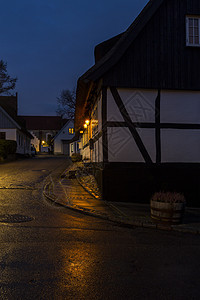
[80,0,164,83]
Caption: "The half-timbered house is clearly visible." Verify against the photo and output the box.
[75,0,200,206]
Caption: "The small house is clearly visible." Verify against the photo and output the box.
[53,119,75,155]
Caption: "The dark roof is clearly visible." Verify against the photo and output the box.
[70,133,81,143]
[75,0,164,130]
[0,98,33,139]
[94,33,123,63]
[0,98,26,128]
[80,0,164,83]
[0,95,18,114]
[21,116,68,130]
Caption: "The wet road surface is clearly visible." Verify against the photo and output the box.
[0,156,200,299]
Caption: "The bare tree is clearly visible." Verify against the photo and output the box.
[0,60,17,95]
[56,89,76,119]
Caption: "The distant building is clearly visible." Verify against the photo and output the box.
[53,119,75,155]
[0,95,32,155]
[75,0,200,206]
[21,116,66,152]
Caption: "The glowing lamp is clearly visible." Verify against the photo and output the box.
[84,124,87,129]
[85,120,90,125]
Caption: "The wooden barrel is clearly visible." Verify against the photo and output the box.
[150,200,185,224]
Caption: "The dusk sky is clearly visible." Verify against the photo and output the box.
[1,0,148,116]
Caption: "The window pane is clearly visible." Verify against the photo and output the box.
[189,36,193,44]
[194,19,198,26]
[189,27,193,36]
[194,27,199,35]
[187,17,200,46]
[195,36,199,44]
[189,18,193,26]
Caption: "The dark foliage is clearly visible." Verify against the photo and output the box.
[56,89,76,119]
[0,60,17,95]
[0,140,17,159]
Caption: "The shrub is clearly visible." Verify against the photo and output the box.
[71,153,82,162]
[0,140,17,159]
[151,192,186,204]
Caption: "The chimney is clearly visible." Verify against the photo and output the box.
[0,93,18,114]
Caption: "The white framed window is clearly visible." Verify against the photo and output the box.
[186,16,200,46]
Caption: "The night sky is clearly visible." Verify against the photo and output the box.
[1,0,148,116]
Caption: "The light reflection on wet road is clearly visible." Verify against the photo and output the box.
[0,156,200,299]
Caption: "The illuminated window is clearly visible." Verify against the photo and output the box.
[71,144,74,152]
[0,132,6,139]
[69,128,74,134]
[186,16,200,46]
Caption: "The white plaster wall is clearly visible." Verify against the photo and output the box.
[161,129,200,162]
[98,137,103,162]
[107,88,157,123]
[161,91,200,123]
[0,125,31,155]
[54,139,62,153]
[92,140,102,163]
[82,145,90,160]
[98,93,102,132]
[0,129,16,140]
[92,144,95,162]
[160,91,200,162]
[56,120,75,140]
[30,131,40,152]
[107,127,155,162]
[16,132,31,155]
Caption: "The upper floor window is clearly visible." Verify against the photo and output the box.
[186,16,200,46]
[69,128,74,134]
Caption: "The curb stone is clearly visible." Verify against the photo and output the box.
[43,168,200,235]
[43,184,200,234]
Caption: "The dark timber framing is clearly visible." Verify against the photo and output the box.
[106,121,200,130]
[155,90,161,164]
[110,86,153,164]
[102,86,108,163]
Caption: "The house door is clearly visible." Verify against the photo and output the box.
[62,141,69,155]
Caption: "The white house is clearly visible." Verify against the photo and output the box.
[75,0,200,206]
[53,119,75,155]
[0,97,32,155]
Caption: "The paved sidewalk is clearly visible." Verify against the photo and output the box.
[43,162,200,235]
